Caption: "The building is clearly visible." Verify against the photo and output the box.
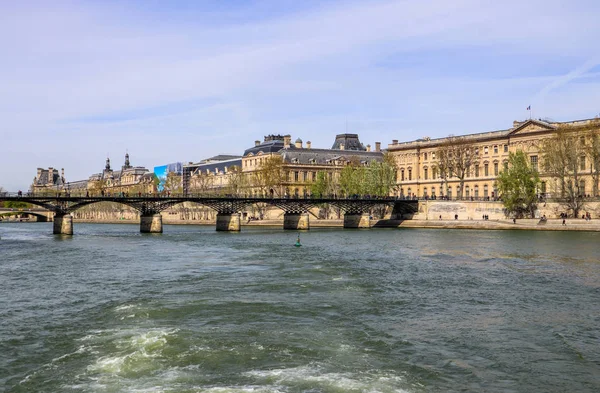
[31,153,154,196]
[387,118,600,200]
[31,167,66,195]
[182,134,384,197]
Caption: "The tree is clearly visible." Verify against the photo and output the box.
[437,136,478,199]
[226,165,247,197]
[339,156,366,197]
[367,152,397,197]
[584,122,600,196]
[190,170,214,195]
[161,172,182,195]
[253,155,286,197]
[310,171,329,198]
[541,125,589,217]
[496,151,540,218]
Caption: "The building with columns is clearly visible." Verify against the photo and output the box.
[387,118,600,200]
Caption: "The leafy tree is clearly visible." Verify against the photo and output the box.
[339,157,366,197]
[367,152,397,197]
[310,171,329,198]
[496,151,540,218]
[437,135,478,198]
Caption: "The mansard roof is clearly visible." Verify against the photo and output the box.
[331,134,366,151]
[280,148,382,165]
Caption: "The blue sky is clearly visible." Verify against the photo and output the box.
[1,0,600,190]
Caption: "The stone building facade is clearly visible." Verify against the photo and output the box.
[182,134,384,197]
[31,153,155,195]
[388,118,600,199]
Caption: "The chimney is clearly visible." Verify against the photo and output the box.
[306,141,311,149]
[61,168,65,178]
[375,142,381,152]
[255,140,260,147]
[392,139,398,145]
[295,138,303,148]
[37,168,43,179]
[340,143,345,150]
[284,135,291,148]
[366,144,371,152]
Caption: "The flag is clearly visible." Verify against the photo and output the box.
[526,106,531,110]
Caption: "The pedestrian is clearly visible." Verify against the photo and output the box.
[439,215,442,220]
[513,218,516,224]
[562,218,566,226]
[455,214,458,220]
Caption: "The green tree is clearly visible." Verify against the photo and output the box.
[226,165,247,196]
[310,171,329,198]
[366,152,397,197]
[496,151,540,218]
[162,172,183,195]
[253,155,286,197]
[339,156,366,197]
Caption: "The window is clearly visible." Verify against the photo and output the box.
[424,168,428,180]
[494,162,499,176]
[530,155,538,171]
[408,169,412,181]
[475,165,480,177]
[579,180,586,195]
[401,169,405,181]
[474,185,479,197]
[432,167,438,179]
[494,145,498,154]
[484,146,489,154]
[424,153,428,160]
[484,164,489,176]
[423,188,428,197]
[580,156,586,171]
[465,187,470,198]
[312,172,317,182]
[504,161,509,171]
[447,187,452,199]
[504,144,508,153]
[303,172,307,181]
[432,152,436,159]
[431,187,436,196]
[484,185,489,198]
[541,181,546,194]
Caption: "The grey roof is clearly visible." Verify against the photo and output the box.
[244,140,295,156]
[186,157,242,175]
[34,169,65,186]
[331,134,366,151]
[201,154,242,163]
[281,148,382,165]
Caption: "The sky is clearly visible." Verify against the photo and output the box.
[1,0,600,191]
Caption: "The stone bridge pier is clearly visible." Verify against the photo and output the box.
[53,213,74,235]
[140,213,163,233]
[343,212,371,229]
[283,212,310,230]
[216,212,241,231]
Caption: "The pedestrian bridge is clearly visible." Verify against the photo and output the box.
[0,194,418,234]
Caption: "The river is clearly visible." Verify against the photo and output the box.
[1,223,599,392]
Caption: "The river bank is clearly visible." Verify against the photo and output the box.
[61,217,600,232]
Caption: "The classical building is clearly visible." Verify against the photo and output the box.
[31,153,154,196]
[87,153,154,195]
[182,134,383,197]
[388,118,600,199]
[31,167,66,195]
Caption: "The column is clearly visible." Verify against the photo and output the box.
[216,212,241,231]
[283,212,310,230]
[343,212,371,229]
[140,213,163,233]
[53,213,73,235]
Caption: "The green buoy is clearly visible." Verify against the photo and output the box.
[295,235,302,247]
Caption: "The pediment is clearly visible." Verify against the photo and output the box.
[509,119,556,136]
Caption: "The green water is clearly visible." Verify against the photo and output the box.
[1,223,599,392]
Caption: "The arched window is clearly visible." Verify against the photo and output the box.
[474,185,479,197]
[484,184,489,198]
[423,187,428,197]
[579,180,586,196]
[465,186,470,198]
[447,186,452,199]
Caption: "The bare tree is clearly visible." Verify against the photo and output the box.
[189,170,214,195]
[253,155,286,197]
[583,121,600,196]
[436,136,478,199]
[541,125,588,217]
[226,165,247,197]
